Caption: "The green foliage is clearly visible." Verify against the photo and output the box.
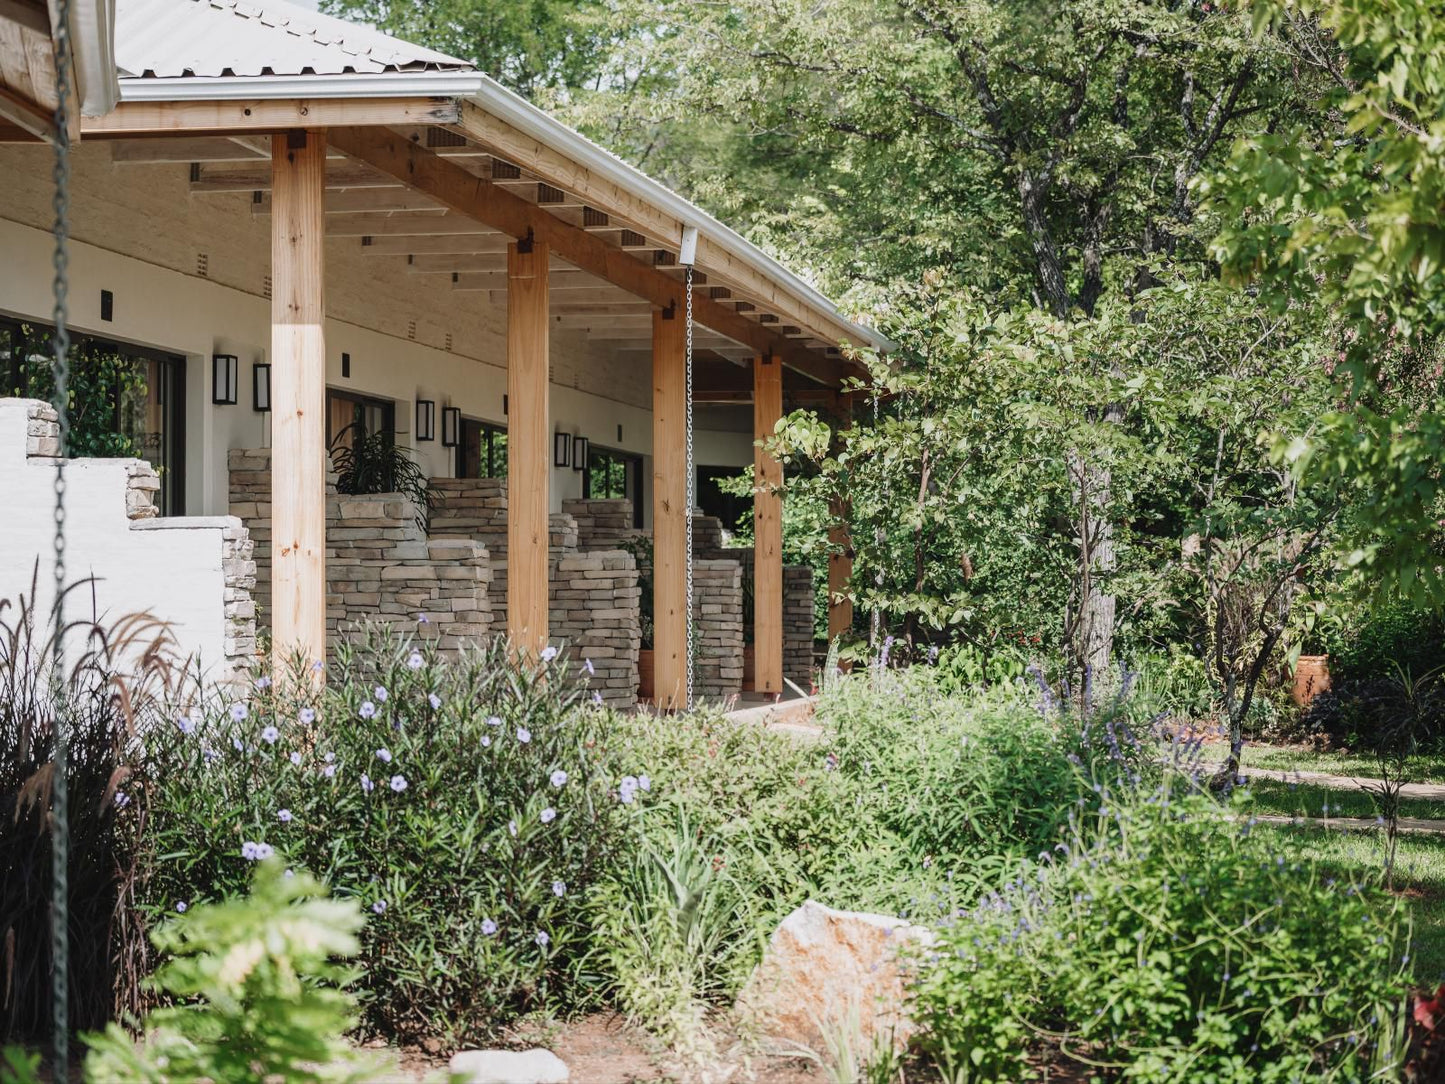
[932,641,1031,693]
[912,783,1410,1082]
[5,326,147,459]
[1322,603,1445,686]
[328,424,437,532]
[131,629,635,1042]
[0,1046,39,1084]
[83,863,386,1084]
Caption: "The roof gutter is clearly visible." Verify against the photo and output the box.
[61,0,120,115]
[117,71,487,102]
[466,75,893,353]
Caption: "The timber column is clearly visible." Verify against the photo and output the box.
[827,392,854,650]
[752,353,783,692]
[270,130,327,673]
[507,236,550,654]
[652,303,687,709]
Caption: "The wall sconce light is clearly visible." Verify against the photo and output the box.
[252,363,271,412]
[554,432,571,468]
[416,399,436,442]
[441,407,460,448]
[572,435,588,470]
[212,354,239,406]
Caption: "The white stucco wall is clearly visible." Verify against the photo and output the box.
[0,143,757,525]
[0,399,236,676]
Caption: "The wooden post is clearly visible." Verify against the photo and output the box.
[507,236,550,654]
[827,393,854,656]
[752,353,784,693]
[270,130,327,674]
[652,304,687,709]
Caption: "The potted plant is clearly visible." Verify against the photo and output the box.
[328,423,437,531]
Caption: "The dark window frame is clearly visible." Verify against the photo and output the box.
[456,417,508,479]
[584,444,644,527]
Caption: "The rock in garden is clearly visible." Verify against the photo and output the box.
[737,899,934,1055]
[448,1048,570,1084]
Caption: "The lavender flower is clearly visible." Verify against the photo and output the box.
[261,725,279,744]
[407,652,424,670]
[638,775,651,792]
[361,774,375,794]
[487,715,502,727]
[298,707,316,725]
[540,807,556,824]
[481,735,492,748]
[376,748,393,763]
[618,776,638,804]
[230,703,248,723]
[428,693,442,710]
[552,880,566,897]
[508,820,519,838]
[374,686,388,703]
[322,764,336,779]
[360,701,376,719]
[517,727,531,744]
[175,901,188,913]
[254,843,273,860]
[535,930,550,947]
[390,774,408,793]
[278,809,293,824]
[482,918,498,936]
[311,660,324,673]
[550,769,568,788]
[324,751,335,763]
[417,613,430,624]
[372,900,387,915]
[176,714,197,736]
[113,791,130,809]
[540,646,558,662]
[584,658,595,676]
[241,841,259,860]
[289,751,302,766]
[593,691,603,704]
[255,676,272,690]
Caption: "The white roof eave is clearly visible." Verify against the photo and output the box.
[117,71,488,101]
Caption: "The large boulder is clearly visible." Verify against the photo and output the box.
[736,900,933,1056]
[448,1048,570,1084]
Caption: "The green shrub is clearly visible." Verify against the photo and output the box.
[131,628,641,1043]
[83,862,385,1083]
[911,783,1409,1082]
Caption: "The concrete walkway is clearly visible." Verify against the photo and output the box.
[1252,813,1445,835]
[1218,764,1445,803]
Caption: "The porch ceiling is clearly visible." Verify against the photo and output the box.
[106,129,859,384]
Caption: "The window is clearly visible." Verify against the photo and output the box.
[1,317,187,514]
[326,389,394,450]
[585,445,643,527]
[696,466,751,533]
[457,418,508,479]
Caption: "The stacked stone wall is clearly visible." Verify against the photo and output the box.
[694,559,744,702]
[551,550,641,707]
[563,498,636,551]
[228,450,492,656]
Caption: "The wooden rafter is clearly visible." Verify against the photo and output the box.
[80,97,461,137]
[327,126,842,386]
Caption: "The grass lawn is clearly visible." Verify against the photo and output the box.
[1230,744,1445,784]
[1244,778,1445,822]
[1257,822,1445,986]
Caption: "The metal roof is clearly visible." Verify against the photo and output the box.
[114,0,474,80]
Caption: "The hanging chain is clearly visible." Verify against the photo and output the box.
[683,267,696,711]
[49,0,73,1074]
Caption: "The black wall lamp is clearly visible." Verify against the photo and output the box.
[572,436,588,470]
[416,399,436,441]
[212,354,239,405]
[442,407,461,448]
[252,363,271,412]
[554,432,571,468]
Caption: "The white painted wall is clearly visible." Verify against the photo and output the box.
[0,144,756,526]
[0,399,233,676]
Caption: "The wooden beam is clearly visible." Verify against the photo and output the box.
[191,163,396,192]
[269,129,328,674]
[110,136,269,163]
[352,224,506,247]
[253,188,441,215]
[407,251,562,274]
[652,307,688,710]
[81,97,462,137]
[507,238,550,655]
[0,117,40,141]
[827,393,854,653]
[327,126,843,387]
[452,269,602,291]
[752,354,784,693]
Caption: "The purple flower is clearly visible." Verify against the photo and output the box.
[517,727,531,744]
[540,807,556,824]
[541,646,558,662]
[482,918,498,936]
[360,701,376,719]
[509,820,519,838]
[481,735,492,748]
[298,707,316,725]
[372,900,387,915]
[361,774,375,794]
[550,769,568,788]
[428,693,442,710]
[311,660,324,673]
[241,841,259,860]
[230,703,248,723]
[638,775,651,792]
[261,725,279,744]
[376,748,393,763]
[113,791,130,809]
[487,716,502,727]
[323,751,335,763]
[552,880,566,897]
[254,842,273,860]
[593,691,603,705]
[232,737,244,752]
[374,686,389,703]
[535,930,550,947]
[175,901,188,913]
[417,613,430,624]
[408,652,424,670]
[584,658,595,676]
[176,714,197,736]
[322,764,336,779]
[390,774,408,793]
[255,676,272,690]
[277,808,293,823]
[619,776,639,804]
[289,751,302,766]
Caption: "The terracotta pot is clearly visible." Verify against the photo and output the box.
[638,648,655,701]
[1292,654,1332,707]
[742,645,755,693]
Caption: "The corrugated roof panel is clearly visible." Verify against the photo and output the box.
[115,0,473,79]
